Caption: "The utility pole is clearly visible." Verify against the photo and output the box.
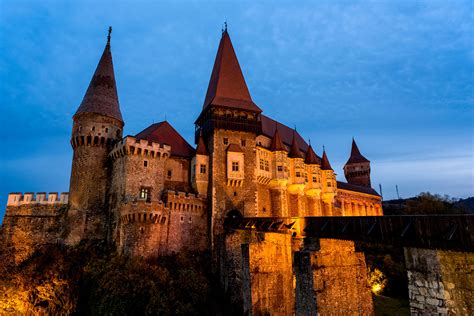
[379,184,383,201]
[396,185,401,200]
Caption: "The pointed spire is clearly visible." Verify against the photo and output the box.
[288,131,303,159]
[196,132,208,155]
[305,143,319,164]
[320,148,333,170]
[75,27,123,122]
[346,138,370,164]
[201,29,261,113]
[270,126,286,152]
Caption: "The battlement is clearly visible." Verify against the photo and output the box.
[109,136,171,161]
[7,192,69,207]
[163,190,206,215]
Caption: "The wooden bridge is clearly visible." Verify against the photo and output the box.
[225,214,474,252]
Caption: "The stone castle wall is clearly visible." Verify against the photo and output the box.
[117,191,207,257]
[404,247,474,315]
[2,193,69,263]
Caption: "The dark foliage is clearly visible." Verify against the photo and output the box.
[383,192,471,215]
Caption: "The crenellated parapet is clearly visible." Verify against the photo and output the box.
[118,200,170,225]
[7,192,69,207]
[109,136,171,161]
[163,190,207,216]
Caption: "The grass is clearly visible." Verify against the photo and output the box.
[373,294,410,316]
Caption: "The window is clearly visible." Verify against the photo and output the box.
[200,164,206,174]
[105,128,108,133]
[277,165,283,172]
[188,216,192,223]
[78,125,82,132]
[296,172,301,177]
[312,176,317,182]
[260,159,265,170]
[180,215,184,223]
[91,126,95,131]
[140,188,150,200]
[223,138,229,145]
[232,162,239,172]
[144,160,148,167]
[167,170,172,179]
[327,181,332,187]
[264,160,269,171]
[241,139,246,147]
[233,191,237,196]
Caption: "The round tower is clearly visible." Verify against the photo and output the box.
[69,27,124,212]
[343,138,371,188]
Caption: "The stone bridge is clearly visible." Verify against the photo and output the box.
[221,215,473,315]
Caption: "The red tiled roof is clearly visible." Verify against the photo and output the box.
[201,30,261,113]
[135,121,195,158]
[337,181,380,196]
[305,144,320,164]
[75,38,123,122]
[227,143,243,152]
[288,132,304,159]
[320,150,333,170]
[269,127,286,152]
[196,133,208,155]
[346,138,370,165]
[261,115,308,153]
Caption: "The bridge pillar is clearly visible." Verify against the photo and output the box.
[404,247,474,315]
[221,230,295,315]
[294,238,373,315]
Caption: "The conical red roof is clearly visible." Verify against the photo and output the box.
[269,127,286,152]
[202,30,261,113]
[346,138,370,164]
[305,144,320,164]
[288,132,303,159]
[196,133,208,155]
[75,33,123,122]
[320,149,333,171]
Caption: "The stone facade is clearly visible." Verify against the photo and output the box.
[405,247,474,315]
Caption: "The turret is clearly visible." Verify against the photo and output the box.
[304,142,322,197]
[69,27,124,212]
[343,138,371,187]
[270,127,288,183]
[320,148,336,216]
[192,132,209,197]
[288,131,305,193]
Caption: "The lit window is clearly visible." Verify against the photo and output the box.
[277,165,283,172]
[140,188,150,200]
[167,170,172,179]
[241,139,246,146]
[223,138,228,145]
[200,164,206,174]
[232,162,239,172]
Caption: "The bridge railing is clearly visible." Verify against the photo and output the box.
[225,215,474,252]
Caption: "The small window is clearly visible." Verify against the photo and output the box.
[78,125,82,132]
[233,191,237,196]
[264,160,269,171]
[327,181,332,187]
[260,159,265,170]
[277,165,283,172]
[167,170,172,179]
[241,139,246,147]
[223,138,229,145]
[140,188,150,200]
[144,160,148,167]
[180,215,184,223]
[105,128,108,133]
[188,216,192,223]
[232,162,239,172]
[116,130,121,137]
[200,164,206,174]
[312,177,317,182]
[91,126,95,131]
[296,172,301,177]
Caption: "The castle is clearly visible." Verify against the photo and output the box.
[1,28,382,262]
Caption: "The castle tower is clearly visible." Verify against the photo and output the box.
[343,138,371,187]
[320,149,336,216]
[195,28,262,249]
[304,143,322,216]
[68,28,124,241]
[192,132,209,197]
[287,132,305,216]
[269,127,289,217]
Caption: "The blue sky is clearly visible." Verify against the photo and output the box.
[0,0,473,218]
